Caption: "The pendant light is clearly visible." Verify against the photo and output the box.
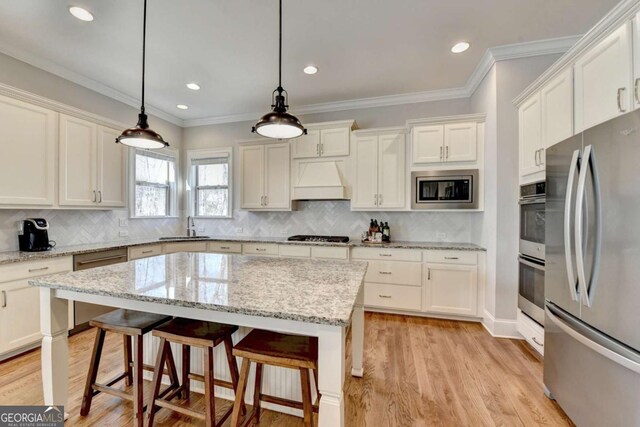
[252,0,306,139]
[116,0,169,149]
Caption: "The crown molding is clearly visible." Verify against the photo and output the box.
[406,113,487,127]
[514,0,640,106]
[0,41,184,127]
[186,36,580,128]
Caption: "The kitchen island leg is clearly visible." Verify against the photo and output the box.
[351,286,364,377]
[317,326,345,427]
[40,288,69,419]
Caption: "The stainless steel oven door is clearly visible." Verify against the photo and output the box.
[519,197,545,260]
[518,255,545,325]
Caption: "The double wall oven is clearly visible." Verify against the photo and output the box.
[518,181,545,325]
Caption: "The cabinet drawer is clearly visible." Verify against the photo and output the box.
[365,283,421,311]
[208,242,242,254]
[364,261,422,286]
[351,247,421,262]
[0,256,72,282]
[129,244,163,260]
[163,242,207,254]
[243,243,279,256]
[425,251,477,265]
[279,245,311,258]
[311,246,349,260]
[517,310,544,355]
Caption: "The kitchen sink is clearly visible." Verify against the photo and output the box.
[158,236,211,241]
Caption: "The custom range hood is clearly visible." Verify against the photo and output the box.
[292,161,347,200]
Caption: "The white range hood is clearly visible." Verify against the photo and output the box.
[292,161,346,200]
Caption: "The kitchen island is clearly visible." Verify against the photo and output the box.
[29,252,367,427]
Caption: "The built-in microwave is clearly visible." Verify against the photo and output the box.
[411,169,479,209]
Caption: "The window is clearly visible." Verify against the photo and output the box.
[132,149,177,217]
[188,148,233,218]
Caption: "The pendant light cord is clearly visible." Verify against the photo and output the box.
[141,0,147,113]
[278,0,282,89]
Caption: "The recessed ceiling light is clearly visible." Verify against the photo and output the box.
[186,82,200,91]
[176,104,189,110]
[303,65,318,75]
[68,6,94,22]
[451,41,470,54]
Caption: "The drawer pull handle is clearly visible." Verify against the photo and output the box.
[427,268,431,280]
[379,254,392,257]
[141,250,153,254]
[78,255,127,265]
[532,337,544,347]
[220,246,230,250]
[617,87,627,113]
[256,248,267,252]
[1,290,6,308]
[378,294,392,299]
[28,267,49,272]
[378,271,392,275]
[444,257,459,260]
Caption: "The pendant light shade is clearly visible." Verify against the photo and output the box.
[252,0,306,139]
[116,0,169,149]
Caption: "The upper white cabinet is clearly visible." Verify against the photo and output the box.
[519,93,544,180]
[239,142,291,210]
[633,13,640,110]
[291,120,355,159]
[574,22,633,132]
[59,114,127,207]
[541,68,574,148]
[352,129,405,210]
[411,122,477,165]
[0,95,57,207]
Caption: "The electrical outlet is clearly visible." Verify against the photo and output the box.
[119,230,129,237]
[119,218,128,227]
[235,227,243,234]
[436,232,447,241]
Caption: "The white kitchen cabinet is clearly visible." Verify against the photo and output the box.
[411,125,443,164]
[517,309,544,355]
[0,257,72,358]
[208,242,242,254]
[240,142,290,210]
[97,126,127,207]
[519,93,544,180]
[352,129,405,211]
[291,121,354,159]
[129,244,163,260]
[633,13,640,110]
[541,68,574,149]
[443,122,477,162]
[59,114,127,208]
[0,95,57,207]
[163,242,207,254]
[574,22,633,132]
[411,122,477,165]
[424,263,478,316]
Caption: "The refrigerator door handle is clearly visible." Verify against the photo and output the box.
[564,149,580,302]
[546,305,640,374]
[575,145,602,307]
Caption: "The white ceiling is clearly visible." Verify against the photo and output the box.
[0,0,620,124]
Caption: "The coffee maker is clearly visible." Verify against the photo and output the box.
[18,218,54,252]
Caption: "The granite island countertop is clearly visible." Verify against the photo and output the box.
[29,252,368,327]
[0,235,485,266]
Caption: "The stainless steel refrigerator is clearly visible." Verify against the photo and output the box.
[545,110,640,426]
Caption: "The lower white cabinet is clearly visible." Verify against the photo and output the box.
[208,242,242,254]
[163,242,207,254]
[424,263,478,316]
[517,309,544,355]
[364,283,422,311]
[129,244,163,260]
[0,257,72,358]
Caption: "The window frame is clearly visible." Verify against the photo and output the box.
[129,147,179,219]
[187,147,233,219]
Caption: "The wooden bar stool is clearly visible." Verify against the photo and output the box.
[80,309,178,427]
[146,318,243,427]
[230,329,320,427]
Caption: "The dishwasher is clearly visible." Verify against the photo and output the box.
[70,248,128,334]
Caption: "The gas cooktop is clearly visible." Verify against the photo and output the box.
[287,235,350,243]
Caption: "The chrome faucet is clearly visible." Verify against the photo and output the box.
[187,216,196,237]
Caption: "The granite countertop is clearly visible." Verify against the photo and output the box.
[29,253,367,327]
[0,235,485,266]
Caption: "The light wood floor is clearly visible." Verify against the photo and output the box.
[0,313,571,426]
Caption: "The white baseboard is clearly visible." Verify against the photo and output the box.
[482,309,520,339]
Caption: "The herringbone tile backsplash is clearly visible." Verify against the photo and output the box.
[0,209,181,252]
[0,201,479,252]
